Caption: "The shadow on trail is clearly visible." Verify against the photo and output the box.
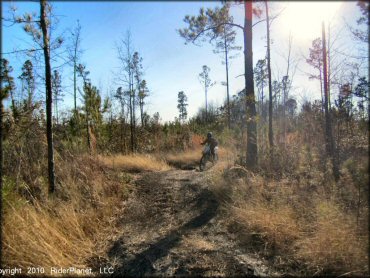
[110,189,219,277]
[166,160,198,171]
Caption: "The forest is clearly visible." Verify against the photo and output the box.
[0,1,368,277]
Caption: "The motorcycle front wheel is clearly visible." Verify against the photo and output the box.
[199,155,207,171]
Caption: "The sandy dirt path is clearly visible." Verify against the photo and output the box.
[91,168,277,277]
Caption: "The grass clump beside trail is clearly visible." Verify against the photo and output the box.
[209,147,369,277]
[2,153,132,273]
[99,153,171,172]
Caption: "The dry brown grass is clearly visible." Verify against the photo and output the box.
[2,154,130,274]
[295,201,368,275]
[232,204,301,252]
[3,201,94,269]
[181,235,216,251]
[165,148,203,168]
[99,154,171,172]
[209,164,369,276]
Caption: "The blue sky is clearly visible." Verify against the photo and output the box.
[1,1,366,122]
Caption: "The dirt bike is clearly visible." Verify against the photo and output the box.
[199,144,218,171]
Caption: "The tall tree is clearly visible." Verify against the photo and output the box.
[0,59,14,200]
[177,91,188,123]
[51,69,63,124]
[10,0,63,193]
[138,80,149,127]
[265,1,273,152]
[244,2,258,168]
[83,83,103,154]
[198,65,215,123]
[322,22,339,182]
[254,59,267,118]
[77,64,92,152]
[132,51,149,129]
[132,51,142,134]
[114,86,127,153]
[116,31,136,153]
[179,2,258,168]
[18,59,35,112]
[1,59,17,119]
[353,76,369,120]
[68,20,82,112]
[272,80,281,111]
[306,38,324,113]
[40,0,56,193]
[281,34,293,146]
[212,3,241,129]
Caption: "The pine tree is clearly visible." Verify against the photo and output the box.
[68,20,82,112]
[18,59,35,112]
[254,59,268,118]
[177,91,188,123]
[1,59,17,119]
[51,70,63,124]
[306,38,324,112]
[0,58,14,193]
[179,2,258,168]
[138,80,149,127]
[11,0,63,193]
[198,65,215,123]
[40,0,56,193]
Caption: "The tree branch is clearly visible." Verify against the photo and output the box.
[190,22,243,43]
[252,19,266,27]
[1,48,43,55]
[270,6,287,26]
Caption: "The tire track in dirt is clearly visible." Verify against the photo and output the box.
[94,169,276,277]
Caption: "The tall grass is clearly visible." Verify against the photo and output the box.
[99,154,171,172]
[209,147,369,276]
[2,154,130,272]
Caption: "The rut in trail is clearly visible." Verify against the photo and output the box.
[93,169,275,277]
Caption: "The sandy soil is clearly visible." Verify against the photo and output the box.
[89,167,279,277]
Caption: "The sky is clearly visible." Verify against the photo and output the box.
[1,1,366,122]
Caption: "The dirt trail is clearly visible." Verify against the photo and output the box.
[92,168,277,277]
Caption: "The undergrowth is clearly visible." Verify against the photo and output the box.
[209,141,369,276]
[2,151,163,273]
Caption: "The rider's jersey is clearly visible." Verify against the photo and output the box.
[202,137,218,150]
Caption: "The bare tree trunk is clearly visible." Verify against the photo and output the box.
[261,85,264,119]
[224,33,231,129]
[9,88,16,119]
[322,21,339,182]
[71,21,81,113]
[319,61,324,114]
[55,98,58,124]
[129,90,134,153]
[27,86,33,111]
[86,103,91,153]
[40,0,55,194]
[244,1,257,169]
[265,1,274,156]
[74,62,77,111]
[132,89,137,151]
[120,117,123,153]
[205,82,208,123]
[140,100,144,127]
[282,34,292,148]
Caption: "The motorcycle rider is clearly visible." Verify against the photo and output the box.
[201,132,218,160]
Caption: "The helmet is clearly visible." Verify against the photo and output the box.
[207,132,212,138]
